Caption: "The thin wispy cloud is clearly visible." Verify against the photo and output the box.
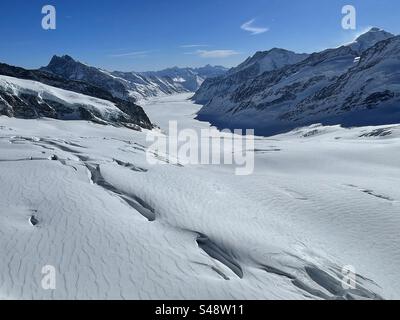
[186,49,240,58]
[180,44,209,48]
[108,50,154,58]
[241,19,269,35]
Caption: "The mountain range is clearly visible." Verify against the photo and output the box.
[42,56,227,102]
[0,61,153,130]
[194,28,400,135]
[0,57,226,130]
[1,28,399,136]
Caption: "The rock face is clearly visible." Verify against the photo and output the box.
[282,36,400,126]
[42,55,227,102]
[192,48,309,104]
[194,28,398,136]
[42,55,137,102]
[229,48,309,78]
[142,65,228,92]
[348,27,395,54]
[0,56,225,130]
[0,61,120,102]
[0,74,152,130]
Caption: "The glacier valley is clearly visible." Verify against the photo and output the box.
[1,93,399,299]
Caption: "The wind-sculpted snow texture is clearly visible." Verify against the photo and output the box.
[1,94,399,299]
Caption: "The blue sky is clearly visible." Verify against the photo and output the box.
[0,0,399,71]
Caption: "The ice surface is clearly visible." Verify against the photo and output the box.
[0,94,399,299]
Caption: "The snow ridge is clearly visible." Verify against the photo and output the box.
[0,75,152,129]
[42,56,227,102]
[194,28,399,136]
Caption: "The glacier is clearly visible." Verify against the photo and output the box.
[1,93,399,300]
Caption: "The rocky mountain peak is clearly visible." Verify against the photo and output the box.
[349,27,394,53]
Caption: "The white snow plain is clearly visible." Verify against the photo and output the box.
[1,93,400,300]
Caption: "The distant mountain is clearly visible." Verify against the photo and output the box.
[348,27,394,53]
[195,28,398,136]
[192,48,309,104]
[42,56,227,102]
[142,65,228,92]
[0,54,227,129]
[194,64,229,78]
[230,48,309,77]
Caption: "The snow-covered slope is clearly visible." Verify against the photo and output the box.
[281,35,400,126]
[1,94,400,299]
[109,70,189,102]
[348,27,394,54]
[0,75,152,129]
[195,28,398,136]
[142,65,228,92]
[42,55,227,102]
[0,61,125,103]
[230,48,309,77]
[192,48,309,104]
[196,45,358,135]
[42,55,135,102]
